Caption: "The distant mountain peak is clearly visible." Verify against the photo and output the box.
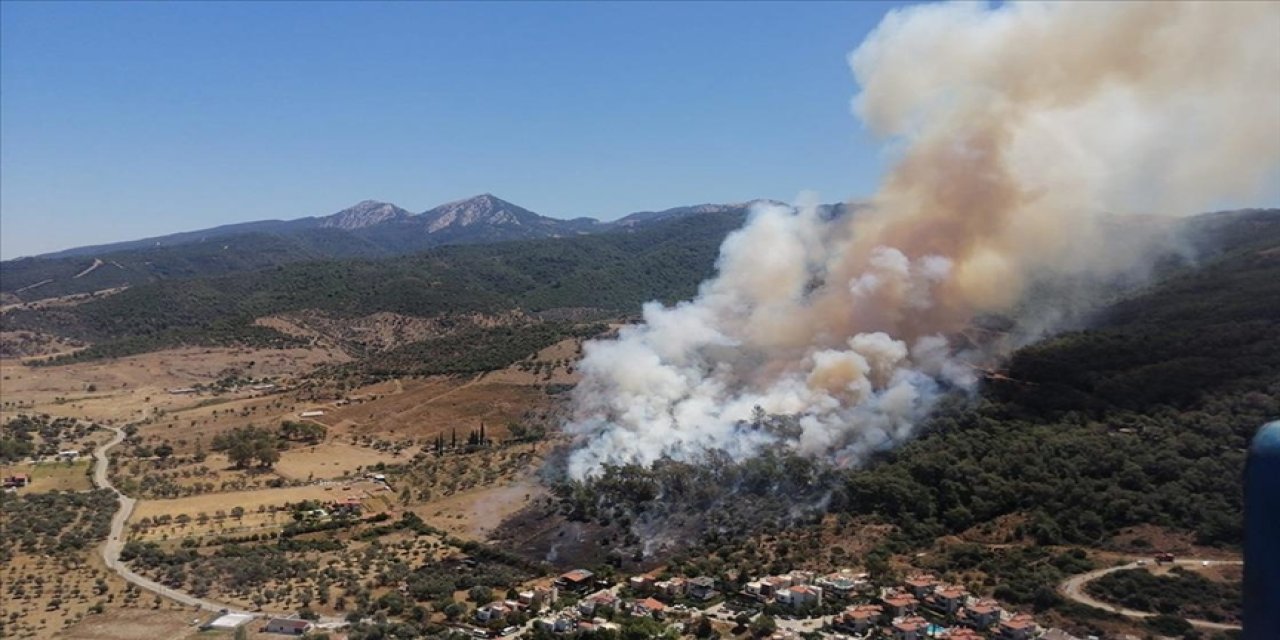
[422,194,546,232]
[320,200,411,230]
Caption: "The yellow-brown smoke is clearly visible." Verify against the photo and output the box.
[565,1,1280,478]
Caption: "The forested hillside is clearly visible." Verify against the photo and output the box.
[6,209,746,361]
[1,230,391,301]
[0,197,753,301]
[842,211,1279,549]
[553,209,1279,565]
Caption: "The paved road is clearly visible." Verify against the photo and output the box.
[1058,557,1243,631]
[92,426,345,627]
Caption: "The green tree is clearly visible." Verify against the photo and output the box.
[750,615,777,638]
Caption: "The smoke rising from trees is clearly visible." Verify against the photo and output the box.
[564,1,1280,479]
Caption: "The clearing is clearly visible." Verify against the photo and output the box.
[0,459,94,492]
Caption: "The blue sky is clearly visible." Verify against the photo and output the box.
[0,1,910,258]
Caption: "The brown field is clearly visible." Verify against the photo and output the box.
[57,607,203,640]
[271,441,407,480]
[1,549,192,640]
[417,476,546,540]
[0,345,346,426]
[0,459,94,492]
[131,482,387,523]
[313,375,554,442]
[483,336,586,386]
[129,395,323,459]
[111,452,281,500]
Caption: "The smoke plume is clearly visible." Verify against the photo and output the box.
[565,1,1280,479]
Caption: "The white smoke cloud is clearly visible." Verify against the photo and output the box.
[564,1,1280,479]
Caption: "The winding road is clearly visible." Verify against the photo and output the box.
[92,426,345,626]
[92,425,1243,634]
[1058,557,1243,631]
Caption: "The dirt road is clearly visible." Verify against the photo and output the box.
[1058,557,1243,631]
[92,426,345,626]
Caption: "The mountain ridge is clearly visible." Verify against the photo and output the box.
[17,194,764,262]
[0,195,773,302]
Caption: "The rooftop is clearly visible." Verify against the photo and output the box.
[638,597,666,611]
[206,613,254,629]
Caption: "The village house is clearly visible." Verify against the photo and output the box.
[577,590,618,616]
[628,576,653,593]
[688,576,718,601]
[263,618,313,635]
[788,570,816,585]
[880,590,919,618]
[518,586,558,611]
[555,569,595,593]
[298,410,325,418]
[56,450,79,461]
[745,572,808,601]
[890,615,930,640]
[942,627,986,640]
[631,597,667,618]
[928,584,969,614]
[167,387,197,395]
[533,615,575,634]
[833,603,884,635]
[777,584,823,609]
[902,574,939,599]
[329,496,363,516]
[816,570,870,597]
[476,600,523,623]
[960,599,1003,629]
[576,619,620,634]
[3,474,31,489]
[998,613,1039,640]
[474,602,507,623]
[654,576,688,598]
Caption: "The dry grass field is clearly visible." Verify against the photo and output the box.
[127,481,389,544]
[0,459,94,492]
[0,345,345,426]
[484,335,586,386]
[313,375,553,443]
[417,476,546,540]
[1,534,196,640]
[57,607,203,640]
[271,441,406,480]
[130,481,386,523]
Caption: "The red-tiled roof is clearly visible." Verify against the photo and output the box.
[1002,615,1038,630]
[638,597,666,611]
[883,593,918,607]
[843,604,883,619]
[893,616,928,632]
